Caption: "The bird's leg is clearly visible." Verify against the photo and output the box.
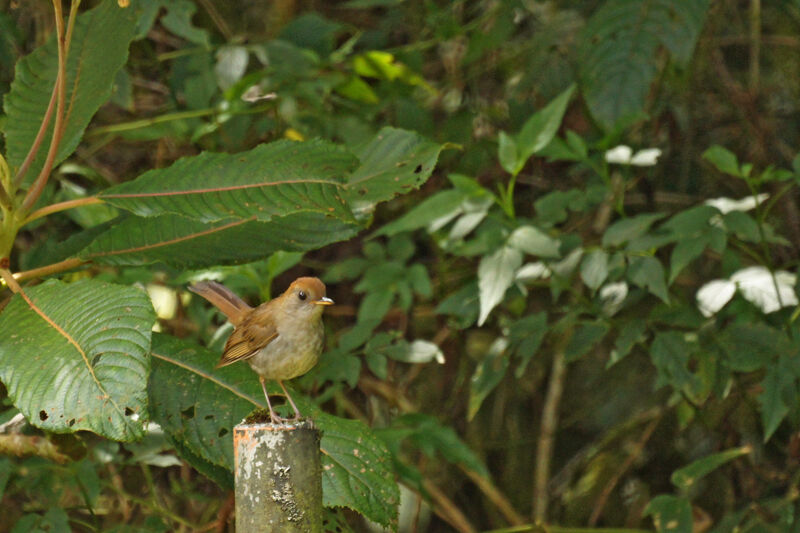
[260,376,283,424]
[278,380,302,421]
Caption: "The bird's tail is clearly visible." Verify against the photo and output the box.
[189,281,252,326]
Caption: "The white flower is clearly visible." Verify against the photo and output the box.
[704,193,769,214]
[605,145,662,166]
[696,266,797,316]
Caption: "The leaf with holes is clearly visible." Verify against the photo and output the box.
[149,334,399,527]
[101,140,356,224]
[0,279,154,441]
[4,0,138,185]
[80,212,360,268]
[346,127,448,220]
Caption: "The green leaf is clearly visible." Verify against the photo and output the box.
[628,256,669,303]
[468,338,510,420]
[4,0,138,185]
[357,288,394,324]
[477,246,523,326]
[703,145,741,177]
[760,364,790,441]
[346,127,447,218]
[645,494,692,533]
[373,189,467,237]
[315,412,399,528]
[497,131,519,175]
[564,321,609,362]
[101,140,356,223]
[579,0,710,129]
[581,249,610,291]
[161,0,211,46]
[380,414,490,477]
[508,225,561,258]
[80,213,360,268]
[670,447,751,491]
[149,334,399,527]
[717,323,784,372]
[603,213,667,247]
[669,234,709,284]
[607,319,647,368]
[515,84,576,168]
[11,508,71,533]
[0,279,154,441]
[509,312,548,377]
[650,331,697,392]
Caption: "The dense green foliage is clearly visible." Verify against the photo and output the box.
[1,1,800,531]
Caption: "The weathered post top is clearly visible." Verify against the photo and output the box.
[234,421,322,533]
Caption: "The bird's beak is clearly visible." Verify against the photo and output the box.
[314,296,334,306]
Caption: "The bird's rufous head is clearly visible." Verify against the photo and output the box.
[280,277,333,316]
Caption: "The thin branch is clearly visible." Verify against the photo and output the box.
[533,333,570,521]
[588,415,662,526]
[197,0,233,41]
[749,0,761,92]
[22,196,104,226]
[460,466,526,526]
[13,257,86,282]
[420,479,477,533]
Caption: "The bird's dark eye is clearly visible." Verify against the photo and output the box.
[298,291,307,301]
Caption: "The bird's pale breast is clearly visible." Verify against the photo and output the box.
[246,317,324,380]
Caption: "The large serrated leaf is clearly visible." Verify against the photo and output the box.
[346,127,447,218]
[149,334,399,527]
[578,0,710,129]
[79,212,360,268]
[0,279,154,441]
[101,140,357,223]
[4,0,138,184]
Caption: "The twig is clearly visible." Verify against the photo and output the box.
[461,466,526,526]
[0,267,23,293]
[749,0,761,92]
[197,0,233,41]
[533,344,568,521]
[588,415,662,526]
[420,479,476,533]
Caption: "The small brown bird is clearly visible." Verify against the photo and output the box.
[189,277,333,424]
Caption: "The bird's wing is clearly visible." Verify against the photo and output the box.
[216,314,278,367]
[189,281,253,326]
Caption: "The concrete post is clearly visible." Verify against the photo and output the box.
[234,421,322,532]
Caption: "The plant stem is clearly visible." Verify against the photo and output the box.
[0,268,23,293]
[14,78,59,188]
[86,103,275,137]
[749,0,761,93]
[22,196,104,226]
[13,257,86,282]
[20,0,71,214]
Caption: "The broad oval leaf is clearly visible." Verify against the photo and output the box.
[4,1,138,184]
[0,279,154,441]
[579,0,710,130]
[101,140,356,223]
[149,334,399,527]
[80,212,360,268]
[515,83,576,170]
[346,127,448,219]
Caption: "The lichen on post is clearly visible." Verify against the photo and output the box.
[234,421,322,532]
